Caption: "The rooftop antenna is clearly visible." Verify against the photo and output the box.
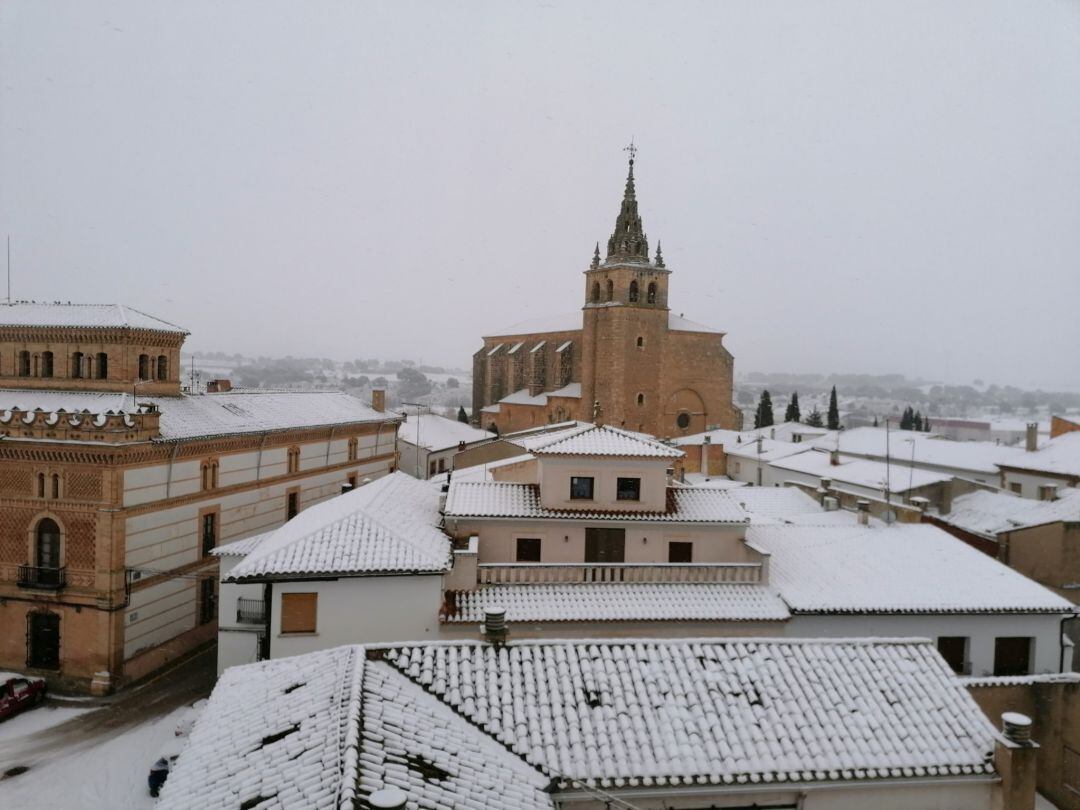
[5,235,10,303]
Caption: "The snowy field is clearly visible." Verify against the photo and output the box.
[0,702,198,810]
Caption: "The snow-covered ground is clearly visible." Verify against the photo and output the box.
[0,702,199,810]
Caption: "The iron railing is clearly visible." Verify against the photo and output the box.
[17,565,66,590]
[237,597,266,625]
[476,562,763,585]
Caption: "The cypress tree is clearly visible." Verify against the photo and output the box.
[827,386,840,431]
[755,390,775,428]
[900,406,913,431]
[872,415,879,427]
[457,406,469,424]
[913,410,924,432]
[784,392,801,423]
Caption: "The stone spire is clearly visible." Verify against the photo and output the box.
[590,242,600,269]
[605,144,650,263]
[655,241,665,268]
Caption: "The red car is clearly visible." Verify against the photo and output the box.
[0,674,46,721]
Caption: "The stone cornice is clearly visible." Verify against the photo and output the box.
[0,325,187,346]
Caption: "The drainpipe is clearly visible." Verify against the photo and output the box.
[255,432,269,482]
[164,442,181,499]
[324,425,336,467]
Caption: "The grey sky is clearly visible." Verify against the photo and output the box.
[2,1,1078,388]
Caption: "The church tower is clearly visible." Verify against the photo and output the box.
[581,146,672,432]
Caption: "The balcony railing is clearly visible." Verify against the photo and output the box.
[237,597,266,625]
[17,565,66,590]
[476,562,763,585]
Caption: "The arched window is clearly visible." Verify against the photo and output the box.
[637,393,645,406]
[201,462,211,491]
[96,353,108,379]
[590,282,600,303]
[37,473,46,498]
[636,336,644,348]
[72,352,83,379]
[628,281,639,302]
[647,283,657,304]
[138,354,150,380]
[36,518,61,572]
[18,351,30,377]
[157,355,168,381]
[347,438,358,462]
[605,279,614,302]
[287,447,300,474]
[41,351,53,378]
[51,474,60,500]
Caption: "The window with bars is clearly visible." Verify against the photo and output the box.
[201,513,217,556]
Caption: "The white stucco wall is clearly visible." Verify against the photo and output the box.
[268,575,444,660]
[1002,468,1075,500]
[784,612,1065,676]
[216,554,265,674]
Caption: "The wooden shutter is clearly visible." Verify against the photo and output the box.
[280,593,317,634]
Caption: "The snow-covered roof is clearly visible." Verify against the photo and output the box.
[0,302,188,333]
[530,423,683,458]
[936,488,1080,537]
[997,432,1080,477]
[444,582,790,623]
[227,472,451,581]
[505,421,591,450]
[396,413,493,452]
[748,523,1075,614]
[157,645,553,810]
[724,437,812,463]
[499,388,549,406]
[210,533,269,557]
[444,480,747,523]
[430,453,537,486]
[810,427,1030,474]
[0,389,397,442]
[672,421,833,447]
[680,473,748,490]
[380,637,998,789]
[771,449,954,493]
[547,381,581,399]
[732,486,827,520]
[485,310,720,337]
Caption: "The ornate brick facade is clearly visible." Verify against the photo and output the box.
[472,154,740,438]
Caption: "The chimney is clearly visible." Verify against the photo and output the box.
[666,467,675,487]
[371,389,386,413]
[1026,422,1038,452]
[206,378,232,393]
[909,495,930,513]
[830,449,840,466]
[823,496,839,512]
[856,499,871,525]
[995,712,1038,810]
[483,606,507,645]
[369,787,408,810]
[457,440,466,452]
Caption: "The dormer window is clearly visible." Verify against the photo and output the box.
[616,477,641,501]
[570,476,594,500]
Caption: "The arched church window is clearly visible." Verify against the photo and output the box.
[96,353,108,379]
[41,351,54,378]
[647,283,657,304]
[36,518,61,571]
[157,355,168,381]
[591,282,600,303]
[72,352,83,379]
[628,281,639,302]
[636,336,644,348]
[605,280,614,302]
[139,354,150,380]
[18,351,30,377]
[637,393,645,406]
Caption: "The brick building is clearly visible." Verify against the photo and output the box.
[472,152,740,438]
[0,302,400,692]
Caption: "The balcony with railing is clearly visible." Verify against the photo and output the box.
[236,597,266,625]
[17,565,66,590]
[476,561,764,585]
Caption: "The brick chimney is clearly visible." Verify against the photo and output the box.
[206,378,232,393]
[1026,423,1038,452]
[371,389,386,413]
[995,712,1038,810]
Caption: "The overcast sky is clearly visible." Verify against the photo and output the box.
[2,1,1078,388]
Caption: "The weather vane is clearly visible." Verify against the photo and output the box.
[624,138,637,162]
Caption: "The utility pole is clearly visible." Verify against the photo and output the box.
[402,402,427,478]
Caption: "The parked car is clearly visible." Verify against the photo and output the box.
[0,673,46,721]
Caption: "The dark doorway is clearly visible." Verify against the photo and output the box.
[994,637,1033,676]
[585,528,625,563]
[937,637,969,674]
[27,612,60,670]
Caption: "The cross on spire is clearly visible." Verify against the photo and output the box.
[623,139,637,164]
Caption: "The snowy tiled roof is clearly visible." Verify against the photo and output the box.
[673,422,833,448]
[0,302,188,333]
[935,488,1080,537]
[680,473,748,490]
[227,472,451,581]
[547,382,581,399]
[500,388,550,406]
[530,424,683,458]
[810,426,1029,475]
[748,524,1075,614]
[158,645,554,810]
[732,487,827,520]
[397,413,494,452]
[724,437,812,463]
[444,583,790,623]
[444,481,747,523]
[210,533,269,557]
[380,638,998,788]
[771,449,953,493]
[997,432,1080,477]
[485,311,720,337]
[506,421,591,451]
[0,389,398,441]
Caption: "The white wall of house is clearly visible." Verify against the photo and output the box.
[1001,468,1075,500]
[727,454,771,486]
[267,575,443,659]
[216,554,265,675]
[539,457,669,512]
[784,613,1065,676]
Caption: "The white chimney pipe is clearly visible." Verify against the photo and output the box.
[369,787,408,809]
[483,606,507,644]
[1002,712,1033,744]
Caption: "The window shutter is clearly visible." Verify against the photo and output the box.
[281,593,317,634]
